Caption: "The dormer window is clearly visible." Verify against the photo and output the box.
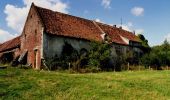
[100,32,106,40]
[101,33,111,43]
[104,34,111,43]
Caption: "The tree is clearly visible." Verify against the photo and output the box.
[87,42,112,71]
[140,39,170,70]
[137,34,150,53]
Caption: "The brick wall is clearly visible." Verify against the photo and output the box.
[0,47,20,60]
[20,5,43,69]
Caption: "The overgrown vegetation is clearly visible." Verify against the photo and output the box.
[2,34,169,72]
[87,42,112,71]
[45,41,113,72]
[44,38,155,72]
[137,34,151,53]
[1,67,170,100]
[140,39,170,69]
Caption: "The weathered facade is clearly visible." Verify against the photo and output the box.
[0,36,21,63]
[43,33,91,59]
[0,3,142,69]
[20,4,43,69]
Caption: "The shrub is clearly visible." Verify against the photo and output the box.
[140,39,170,70]
[87,42,112,71]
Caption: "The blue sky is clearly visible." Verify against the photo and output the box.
[0,0,170,46]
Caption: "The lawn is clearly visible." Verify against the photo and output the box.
[0,67,170,100]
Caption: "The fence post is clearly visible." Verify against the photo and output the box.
[128,63,129,71]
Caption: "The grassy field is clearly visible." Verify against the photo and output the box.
[1,67,170,100]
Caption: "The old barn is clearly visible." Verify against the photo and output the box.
[0,3,142,69]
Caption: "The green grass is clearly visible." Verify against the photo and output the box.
[1,67,170,100]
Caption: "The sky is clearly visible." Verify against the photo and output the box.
[0,0,170,46]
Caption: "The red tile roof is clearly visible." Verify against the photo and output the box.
[0,36,21,53]
[35,6,103,42]
[34,5,140,45]
[97,22,141,45]
[118,28,140,42]
[96,22,127,45]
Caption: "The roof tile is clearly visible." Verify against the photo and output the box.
[0,36,21,53]
[36,6,103,42]
[35,5,140,44]
[96,22,140,45]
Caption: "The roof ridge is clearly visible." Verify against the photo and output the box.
[34,4,135,35]
[33,4,140,43]
[0,36,21,53]
[33,3,45,28]
[34,5,94,23]
[92,21,105,34]
[0,36,20,45]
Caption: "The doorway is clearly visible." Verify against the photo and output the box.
[34,50,38,69]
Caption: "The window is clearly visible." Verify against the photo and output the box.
[115,45,123,55]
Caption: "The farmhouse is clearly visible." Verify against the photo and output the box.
[0,3,142,69]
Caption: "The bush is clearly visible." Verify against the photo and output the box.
[140,39,170,70]
[44,41,114,72]
[87,42,112,71]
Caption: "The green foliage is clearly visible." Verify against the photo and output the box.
[137,34,149,47]
[45,41,113,72]
[137,34,151,53]
[140,39,170,69]
[140,53,150,67]
[87,42,111,70]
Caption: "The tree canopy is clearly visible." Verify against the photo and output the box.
[140,39,170,69]
[137,34,150,53]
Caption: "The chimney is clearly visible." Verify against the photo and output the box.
[119,26,122,29]
[133,30,135,35]
[113,25,116,27]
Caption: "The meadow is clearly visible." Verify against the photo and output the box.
[0,67,170,100]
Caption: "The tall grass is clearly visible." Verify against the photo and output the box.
[0,67,170,100]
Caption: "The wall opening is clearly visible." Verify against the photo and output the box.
[0,52,14,64]
[34,50,39,69]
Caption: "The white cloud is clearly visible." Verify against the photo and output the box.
[116,22,144,34]
[131,7,144,16]
[95,18,101,22]
[164,33,170,43]
[127,22,133,27]
[4,0,69,33]
[117,22,133,32]
[23,0,69,13]
[0,29,17,43]
[116,25,130,32]
[135,29,144,34]
[4,4,29,33]
[121,25,131,31]
[101,0,111,9]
